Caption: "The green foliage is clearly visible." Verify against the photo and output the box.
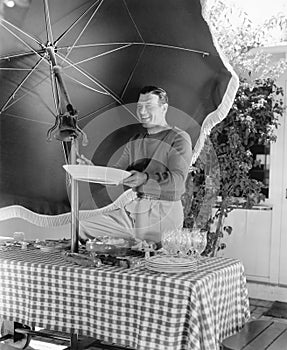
[183,78,285,256]
[182,0,287,256]
[205,0,287,81]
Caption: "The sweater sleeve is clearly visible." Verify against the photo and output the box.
[138,130,192,199]
[112,140,131,170]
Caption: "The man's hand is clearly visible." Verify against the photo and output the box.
[77,154,94,166]
[122,170,148,188]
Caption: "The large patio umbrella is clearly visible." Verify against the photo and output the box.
[0,0,238,227]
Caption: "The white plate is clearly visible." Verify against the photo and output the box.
[146,255,197,266]
[146,263,197,273]
[145,255,198,273]
[63,165,131,185]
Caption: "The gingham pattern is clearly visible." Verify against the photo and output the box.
[0,248,250,350]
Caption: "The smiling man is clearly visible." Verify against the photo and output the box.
[79,86,192,243]
[137,86,169,131]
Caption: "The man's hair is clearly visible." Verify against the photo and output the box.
[139,85,168,105]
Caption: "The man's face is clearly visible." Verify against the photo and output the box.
[136,92,167,129]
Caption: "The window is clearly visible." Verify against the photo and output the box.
[249,144,270,198]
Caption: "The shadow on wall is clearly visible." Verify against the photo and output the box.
[0,218,70,240]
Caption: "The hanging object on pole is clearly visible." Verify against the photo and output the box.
[46,103,88,144]
[44,47,88,145]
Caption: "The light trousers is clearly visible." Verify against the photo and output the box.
[80,198,183,243]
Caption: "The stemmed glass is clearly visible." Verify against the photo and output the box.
[13,231,25,242]
[178,228,193,257]
[192,228,207,258]
[161,227,207,259]
[161,229,179,256]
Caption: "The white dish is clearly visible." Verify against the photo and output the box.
[146,255,196,266]
[63,165,131,185]
[145,255,198,273]
[146,265,197,273]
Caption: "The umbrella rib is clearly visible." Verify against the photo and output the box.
[56,52,137,120]
[0,68,41,71]
[144,43,210,56]
[78,101,117,122]
[56,41,210,56]
[122,0,145,43]
[0,50,45,61]
[62,0,105,62]
[61,44,133,67]
[2,111,53,125]
[0,18,44,52]
[54,0,104,46]
[63,69,136,120]
[121,45,146,100]
[0,57,45,113]
[58,41,208,74]
[56,52,110,96]
[121,5,208,56]
[62,72,111,95]
[57,42,137,50]
[0,67,56,117]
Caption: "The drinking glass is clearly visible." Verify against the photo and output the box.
[13,232,25,242]
[192,228,207,258]
[178,228,193,257]
[161,229,179,256]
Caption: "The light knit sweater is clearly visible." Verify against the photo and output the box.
[114,127,192,201]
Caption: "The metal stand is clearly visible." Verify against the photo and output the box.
[0,324,136,349]
[0,322,31,349]
[70,139,79,253]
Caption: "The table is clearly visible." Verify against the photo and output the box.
[0,248,250,350]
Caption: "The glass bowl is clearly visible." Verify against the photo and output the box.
[86,237,132,257]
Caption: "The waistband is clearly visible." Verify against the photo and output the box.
[136,193,160,200]
[136,193,180,201]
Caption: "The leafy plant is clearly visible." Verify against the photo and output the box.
[182,0,287,256]
[183,78,284,256]
[204,0,287,81]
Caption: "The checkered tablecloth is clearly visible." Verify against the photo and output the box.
[0,248,250,350]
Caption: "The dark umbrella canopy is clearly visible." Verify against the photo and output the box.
[0,0,238,222]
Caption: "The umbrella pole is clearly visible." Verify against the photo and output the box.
[70,139,79,253]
